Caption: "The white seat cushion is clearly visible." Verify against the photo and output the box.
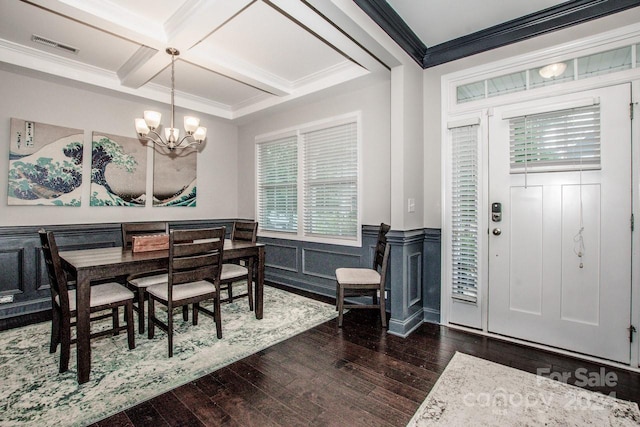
[335,268,381,285]
[146,280,216,301]
[221,263,248,281]
[57,282,134,311]
[128,273,168,288]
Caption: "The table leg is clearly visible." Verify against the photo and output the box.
[76,272,91,384]
[256,246,264,319]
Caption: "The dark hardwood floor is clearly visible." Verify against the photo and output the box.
[90,286,640,427]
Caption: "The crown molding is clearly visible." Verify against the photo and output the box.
[0,38,234,119]
[352,0,425,66]
[354,0,640,69]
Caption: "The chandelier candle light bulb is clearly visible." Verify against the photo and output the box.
[135,48,207,150]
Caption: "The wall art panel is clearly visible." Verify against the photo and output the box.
[8,118,83,206]
[90,132,147,206]
[152,146,196,207]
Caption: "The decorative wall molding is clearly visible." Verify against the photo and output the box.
[408,251,422,306]
[1,221,444,338]
[264,243,299,272]
[354,0,640,68]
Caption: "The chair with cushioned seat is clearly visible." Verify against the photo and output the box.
[121,221,169,334]
[146,227,225,357]
[39,229,135,373]
[335,223,391,328]
[220,220,258,310]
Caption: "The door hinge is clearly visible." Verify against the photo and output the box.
[629,325,637,343]
[632,213,635,232]
[631,103,635,120]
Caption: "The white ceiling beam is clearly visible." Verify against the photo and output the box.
[267,0,388,75]
[181,49,291,97]
[0,38,233,119]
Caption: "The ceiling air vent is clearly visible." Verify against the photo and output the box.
[31,35,79,54]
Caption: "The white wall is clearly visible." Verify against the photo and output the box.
[0,65,239,227]
[422,8,640,229]
[390,64,424,231]
[236,79,391,227]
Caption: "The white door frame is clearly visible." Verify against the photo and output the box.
[440,26,640,369]
[442,82,640,369]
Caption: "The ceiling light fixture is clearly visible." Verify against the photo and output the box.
[135,48,206,150]
[538,62,567,79]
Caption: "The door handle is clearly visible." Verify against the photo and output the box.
[492,228,502,236]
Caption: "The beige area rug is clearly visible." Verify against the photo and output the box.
[407,352,640,426]
[0,286,337,427]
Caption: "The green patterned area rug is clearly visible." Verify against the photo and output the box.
[407,352,640,426]
[0,286,337,426]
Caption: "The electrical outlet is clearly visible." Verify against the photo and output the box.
[0,295,14,304]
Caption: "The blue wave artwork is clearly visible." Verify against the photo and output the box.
[152,180,197,207]
[152,145,197,207]
[90,134,146,207]
[8,119,83,206]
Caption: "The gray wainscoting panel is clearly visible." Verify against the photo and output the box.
[423,228,441,323]
[0,248,24,295]
[0,219,232,327]
[408,251,422,306]
[387,229,427,337]
[1,221,444,338]
[261,225,381,299]
[34,247,49,292]
[266,243,298,272]
[302,248,361,280]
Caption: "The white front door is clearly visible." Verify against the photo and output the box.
[488,84,632,363]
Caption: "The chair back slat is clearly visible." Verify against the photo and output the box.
[173,239,220,257]
[169,228,225,289]
[38,229,71,310]
[172,252,220,271]
[171,266,216,286]
[122,222,169,250]
[231,221,258,243]
[373,223,391,271]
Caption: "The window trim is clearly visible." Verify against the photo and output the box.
[255,112,362,247]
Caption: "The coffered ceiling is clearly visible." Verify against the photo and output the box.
[0,0,388,121]
[1,1,638,122]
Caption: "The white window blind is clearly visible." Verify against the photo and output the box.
[509,105,601,173]
[257,136,298,232]
[450,125,479,303]
[302,122,358,239]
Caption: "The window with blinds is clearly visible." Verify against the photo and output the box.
[256,136,298,232]
[302,122,358,239]
[450,125,479,303]
[509,104,601,173]
[256,115,360,243]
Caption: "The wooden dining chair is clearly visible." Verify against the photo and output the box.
[220,220,258,310]
[121,221,169,334]
[39,229,135,373]
[146,227,225,357]
[335,223,391,328]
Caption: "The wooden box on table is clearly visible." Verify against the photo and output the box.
[132,234,169,252]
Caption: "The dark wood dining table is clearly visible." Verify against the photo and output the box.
[59,240,265,384]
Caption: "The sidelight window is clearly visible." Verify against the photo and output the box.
[450,124,480,303]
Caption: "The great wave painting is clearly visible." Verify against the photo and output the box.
[91,132,147,206]
[8,118,83,206]
[153,145,196,207]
